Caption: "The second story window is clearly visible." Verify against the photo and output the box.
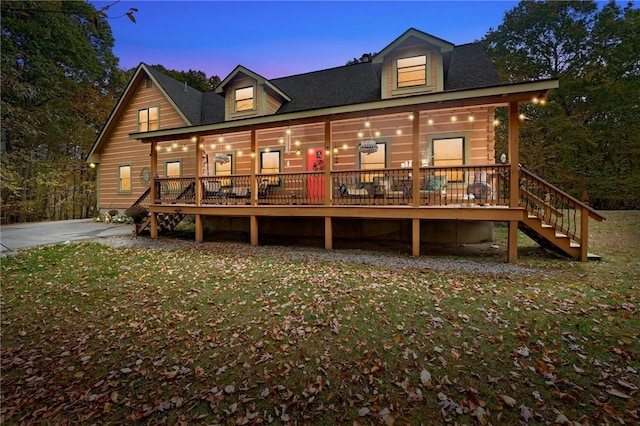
[138,106,159,132]
[397,55,426,88]
[235,87,254,112]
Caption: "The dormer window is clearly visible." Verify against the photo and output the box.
[397,55,426,88]
[235,86,254,112]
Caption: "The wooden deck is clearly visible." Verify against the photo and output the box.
[136,165,603,262]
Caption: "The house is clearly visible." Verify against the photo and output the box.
[87,28,603,262]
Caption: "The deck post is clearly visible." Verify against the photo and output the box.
[325,120,332,206]
[508,101,520,208]
[580,208,589,261]
[507,220,518,262]
[150,141,158,239]
[250,129,257,206]
[412,218,420,256]
[195,136,202,207]
[250,215,258,246]
[412,110,421,206]
[195,214,203,243]
[507,102,520,263]
[325,216,333,250]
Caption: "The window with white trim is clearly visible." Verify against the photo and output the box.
[431,137,465,182]
[138,106,159,132]
[260,151,281,174]
[214,154,233,176]
[397,55,426,88]
[165,160,181,178]
[235,87,254,112]
[118,164,132,193]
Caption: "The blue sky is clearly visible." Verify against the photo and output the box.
[91,1,523,79]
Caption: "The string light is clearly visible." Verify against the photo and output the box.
[408,112,415,121]
[396,127,402,135]
[427,118,434,125]
[468,115,475,122]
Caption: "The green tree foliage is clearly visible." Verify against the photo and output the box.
[1,0,127,222]
[147,65,221,92]
[484,0,640,209]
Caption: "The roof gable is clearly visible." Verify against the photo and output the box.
[86,63,204,161]
[215,65,290,102]
[372,28,454,64]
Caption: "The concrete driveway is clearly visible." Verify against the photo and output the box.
[0,219,133,253]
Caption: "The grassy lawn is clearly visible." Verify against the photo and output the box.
[1,211,638,425]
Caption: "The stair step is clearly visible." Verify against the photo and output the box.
[587,253,602,261]
[570,242,580,248]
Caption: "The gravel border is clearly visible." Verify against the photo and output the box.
[95,234,539,276]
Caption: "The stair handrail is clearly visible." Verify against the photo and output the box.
[519,166,605,222]
[131,187,152,209]
[175,181,196,203]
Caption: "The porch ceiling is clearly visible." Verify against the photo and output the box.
[131,79,559,144]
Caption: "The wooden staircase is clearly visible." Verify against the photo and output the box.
[517,167,605,261]
[131,183,195,237]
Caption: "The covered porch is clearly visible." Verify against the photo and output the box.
[132,80,603,261]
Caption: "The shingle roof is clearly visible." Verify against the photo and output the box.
[146,37,501,126]
[270,62,382,115]
[444,43,501,90]
[145,64,204,125]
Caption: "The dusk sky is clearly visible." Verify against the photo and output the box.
[91,1,578,80]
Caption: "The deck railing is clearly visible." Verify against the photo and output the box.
[157,164,510,207]
[154,177,196,204]
[519,167,604,244]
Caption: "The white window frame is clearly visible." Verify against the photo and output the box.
[138,106,159,132]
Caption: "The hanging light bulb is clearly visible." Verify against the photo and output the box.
[218,135,224,143]
[408,112,414,121]
[468,115,475,122]
[427,117,434,125]
[396,127,402,135]
[364,119,371,128]
[374,130,381,137]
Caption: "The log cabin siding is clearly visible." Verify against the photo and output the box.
[265,93,282,115]
[97,80,190,209]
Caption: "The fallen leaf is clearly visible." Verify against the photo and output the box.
[420,370,432,387]
[501,394,516,408]
[606,388,631,399]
